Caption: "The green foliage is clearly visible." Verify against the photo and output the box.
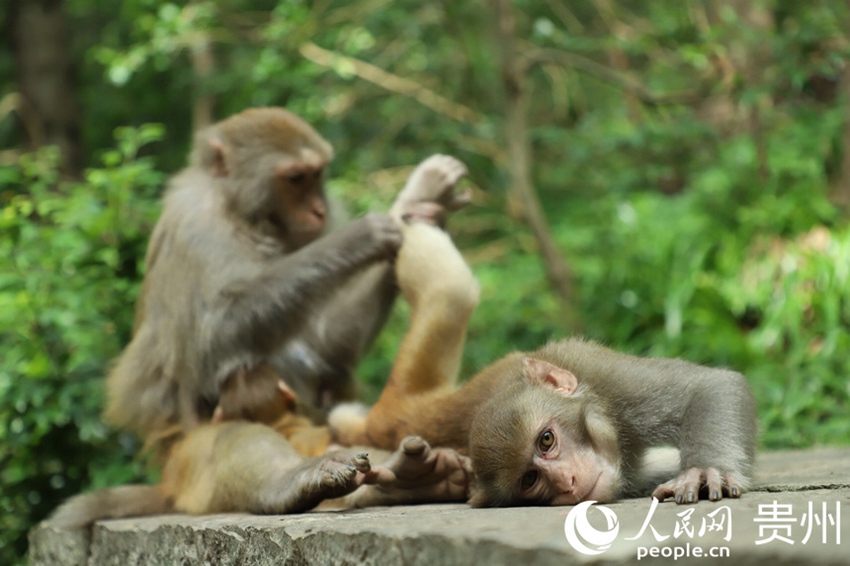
[0,126,165,563]
[2,0,850,563]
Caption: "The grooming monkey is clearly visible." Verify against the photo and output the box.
[102,106,470,457]
[332,255,757,508]
[46,222,476,528]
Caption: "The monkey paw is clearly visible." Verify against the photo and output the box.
[358,436,473,506]
[391,155,471,225]
[652,467,746,504]
[314,451,372,499]
[347,212,403,261]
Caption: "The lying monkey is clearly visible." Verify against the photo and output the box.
[332,233,757,508]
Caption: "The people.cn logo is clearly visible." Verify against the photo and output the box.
[564,501,620,555]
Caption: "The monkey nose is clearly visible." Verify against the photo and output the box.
[561,474,576,493]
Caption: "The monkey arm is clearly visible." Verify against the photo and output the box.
[303,261,398,374]
[606,356,757,501]
[197,214,401,382]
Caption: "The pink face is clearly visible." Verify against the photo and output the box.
[517,419,620,505]
[273,161,328,246]
[513,357,621,506]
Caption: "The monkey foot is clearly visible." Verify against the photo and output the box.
[314,451,372,498]
[652,467,746,504]
[355,436,473,506]
[277,450,372,514]
[391,155,470,225]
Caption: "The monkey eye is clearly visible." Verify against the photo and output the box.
[288,172,307,184]
[538,429,556,451]
[520,470,539,491]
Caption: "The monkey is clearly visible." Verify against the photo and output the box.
[210,363,332,457]
[212,363,296,425]
[464,342,756,507]
[102,106,470,458]
[45,426,472,528]
[330,245,757,508]
[45,221,477,529]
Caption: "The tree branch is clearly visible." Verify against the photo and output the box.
[299,42,483,124]
[489,0,578,328]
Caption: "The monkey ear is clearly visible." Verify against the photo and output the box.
[209,138,230,178]
[277,379,298,405]
[522,358,578,396]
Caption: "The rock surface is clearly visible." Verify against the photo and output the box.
[30,447,850,565]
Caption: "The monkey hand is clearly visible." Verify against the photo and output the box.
[391,155,471,225]
[352,436,473,507]
[651,467,746,504]
[339,213,403,262]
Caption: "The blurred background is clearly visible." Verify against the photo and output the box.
[1,0,849,562]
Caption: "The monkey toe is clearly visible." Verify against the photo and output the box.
[361,443,472,505]
[400,435,429,457]
[654,468,704,504]
[724,473,745,498]
[446,187,473,211]
[401,203,445,226]
[320,451,372,487]
[705,468,724,501]
[394,155,469,214]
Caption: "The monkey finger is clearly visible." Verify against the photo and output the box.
[400,435,429,456]
[653,468,702,504]
[440,158,468,186]
[362,466,398,486]
[445,187,473,211]
[401,203,445,226]
[704,468,724,501]
[723,473,745,498]
[651,483,674,503]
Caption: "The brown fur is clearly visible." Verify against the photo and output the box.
[47,189,474,528]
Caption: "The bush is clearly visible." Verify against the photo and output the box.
[0,126,164,563]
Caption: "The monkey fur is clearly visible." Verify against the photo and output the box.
[103,107,469,458]
[333,253,757,508]
[46,223,475,528]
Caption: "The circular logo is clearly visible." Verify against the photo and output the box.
[564,501,620,555]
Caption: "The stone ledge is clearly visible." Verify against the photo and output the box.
[29,448,850,566]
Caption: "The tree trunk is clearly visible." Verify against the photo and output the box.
[831,62,850,212]
[189,0,215,131]
[490,0,578,329]
[7,0,82,177]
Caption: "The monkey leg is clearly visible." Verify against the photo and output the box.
[391,222,480,393]
[166,422,373,515]
[330,223,479,448]
[248,450,373,514]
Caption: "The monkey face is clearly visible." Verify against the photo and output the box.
[200,107,334,249]
[469,357,622,507]
[515,416,621,506]
[272,161,328,247]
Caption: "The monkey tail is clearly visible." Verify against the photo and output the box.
[45,485,173,529]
